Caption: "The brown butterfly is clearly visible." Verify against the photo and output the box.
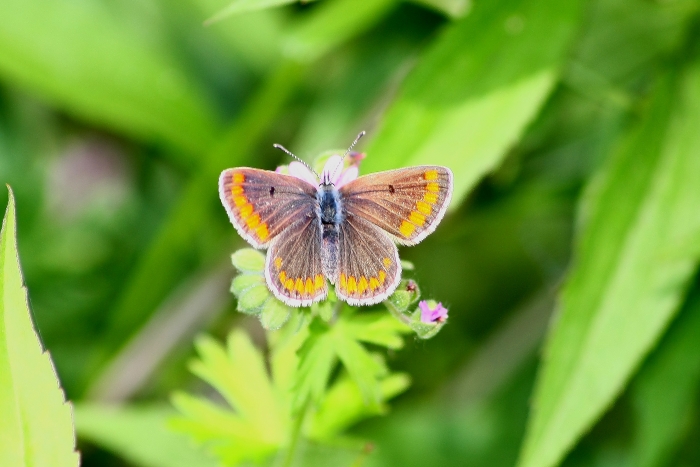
[219,133,453,307]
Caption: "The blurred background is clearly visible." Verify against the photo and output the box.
[2,0,700,465]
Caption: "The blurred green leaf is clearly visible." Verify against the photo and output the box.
[284,0,398,62]
[205,0,320,24]
[293,319,338,411]
[76,404,217,467]
[0,0,220,164]
[629,287,700,467]
[309,372,411,439]
[364,0,584,207]
[408,0,470,18]
[518,66,700,467]
[94,61,304,375]
[172,332,287,465]
[0,187,79,467]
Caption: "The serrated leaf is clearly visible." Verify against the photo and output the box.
[190,332,286,440]
[0,187,79,467]
[231,249,266,273]
[518,67,700,467]
[75,403,218,467]
[0,0,219,163]
[364,0,584,207]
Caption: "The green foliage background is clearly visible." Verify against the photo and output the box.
[2,0,700,465]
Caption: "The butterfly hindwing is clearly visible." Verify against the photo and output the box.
[219,168,318,248]
[335,214,401,306]
[265,216,327,307]
[339,166,453,246]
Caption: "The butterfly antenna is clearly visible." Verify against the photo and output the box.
[331,131,366,182]
[273,143,319,178]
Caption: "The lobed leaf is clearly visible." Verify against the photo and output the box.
[518,65,700,467]
[0,187,79,467]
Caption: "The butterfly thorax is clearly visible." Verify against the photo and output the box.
[318,183,342,282]
[318,184,343,225]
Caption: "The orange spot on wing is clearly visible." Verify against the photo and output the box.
[305,278,314,295]
[231,185,244,195]
[378,271,386,284]
[400,220,416,238]
[358,276,368,294]
[424,170,438,181]
[256,223,269,241]
[369,277,379,291]
[423,192,438,204]
[279,271,287,284]
[295,278,304,295]
[239,203,253,219]
[234,195,248,207]
[315,274,324,291]
[347,276,358,294]
[426,182,440,193]
[340,273,347,290]
[409,211,426,226]
[246,213,260,229]
[285,278,295,291]
[233,173,245,184]
[274,257,283,270]
[383,257,392,267]
[416,200,432,215]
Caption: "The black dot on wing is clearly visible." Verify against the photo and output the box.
[388,184,395,194]
[270,186,275,197]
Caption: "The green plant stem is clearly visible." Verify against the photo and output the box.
[383,298,412,325]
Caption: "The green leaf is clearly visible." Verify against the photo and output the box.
[518,67,700,467]
[408,0,470,18]
[230,273,265,296]
[363,0,584,207]
[284,0,398,62]
[260,298,292,330]
[0,187,79,467]
[0,0,219,163]
[205,0,321,24]
[231,248,266,273]
[75,404,218,467]
[236,284,271,312]
[342,312,409,350]
[629,287,700,467]
[190,332,286,440]
[173,331,288,465]
[308,372,410,439]
[333,333,386,408]
[292,319,337,411]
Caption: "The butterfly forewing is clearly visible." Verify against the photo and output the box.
[335,215,401,306]
[340,166,453,246]
[266,216,327,306]
[219,168,318,248]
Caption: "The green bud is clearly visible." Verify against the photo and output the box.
[230,274,264,297]
[260,299,291,330]
[231,249,265,273]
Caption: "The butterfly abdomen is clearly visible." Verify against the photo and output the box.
[318,185,341,282]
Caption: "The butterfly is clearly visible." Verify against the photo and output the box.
[219,133,453,307]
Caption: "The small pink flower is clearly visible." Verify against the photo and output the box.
[419,300,448,323]
[277,152,364,189]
